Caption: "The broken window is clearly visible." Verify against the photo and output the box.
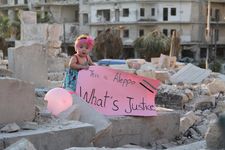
[24,0,28,4]
[115,9,120,22]
[140,8,145,17]
[163,29,168,36]
[75,10,79,22]
[151,8,155,16]
[163,8,168,21]
[200,48,207,58]
[97,9,110,21]
[123,29,129,38]
[14,0,18,4]
[171,8,176,16]
[123,8,129,17]
[139,29,144,37]
[215,28,219,42]
[83,13,88,25]
[215,9,220,21]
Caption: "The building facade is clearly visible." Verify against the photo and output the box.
[80,0,225,62]
[1,0,225,62]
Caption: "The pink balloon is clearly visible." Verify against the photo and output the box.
[44,88,73,116]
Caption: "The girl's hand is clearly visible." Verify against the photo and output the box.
[82,64,89,70]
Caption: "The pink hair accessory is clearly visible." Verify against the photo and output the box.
[75,35,94,51]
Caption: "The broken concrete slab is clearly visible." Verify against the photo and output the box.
[205,120,224,149]
[109,64,136,74]
[58,105,81,121]
[5,138,37,150]
[0,68,13,77]
[93,108,179,147]
[206,79,225,95]
[156,92,185,110]
[170,63,211,84]
[71,94,112,138]
[166,140,206,150]
[0,78,35,125]
[195,96,215,110]
[180,111,199,134]
[155,71,170,83]
[8,43,48,87]
[1,123,20,133]
[0,121,95,150]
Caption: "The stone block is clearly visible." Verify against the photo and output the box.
[194,96,215,110]
[155,71,170,83]
[207,79,225,95]
[0,68,13,77]
[20,11,37,24]
[0,78,35,125]
[58,105,80,121]
[136,69,156,79]
[93,108,180,147]
[156,92,184,110]
[72,95,112,138]
[0,121,95,150]
[179,111,199,134]
[205,121,224,149]
[109,64,136,74]
[21,24,48,41]
[5,138,37,150]
[8,43,48,88]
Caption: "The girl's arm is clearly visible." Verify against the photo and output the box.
[87,55,95,65]
[69,55,89,70]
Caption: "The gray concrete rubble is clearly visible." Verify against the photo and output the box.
[8,43,48,88]
[2,53,225,149]
[93,108,180,147]
[0,121,95,150]
[4,138,37,150]
[72,94,112,139]
[0,78,35,125]
[205,120,224,149]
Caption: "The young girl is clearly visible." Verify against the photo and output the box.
[63,34,94,91]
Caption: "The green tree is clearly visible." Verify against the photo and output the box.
[133,30,171,61]
[0,14,10,38]
[0,13,20,40]
[93,28,123,60]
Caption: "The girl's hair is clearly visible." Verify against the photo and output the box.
[74,34,94,51]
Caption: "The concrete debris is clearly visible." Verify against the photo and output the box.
[0,121,95,150]
[170,63,211,84]
[21,122,39,130]
[193,96,215,111]
[205,120,224,149]
[213,100,225,115]
[4,138,37,150]
[71,94,112,140]
[0,68,13,77]
[207,79,225,95]
[58,105,81,121]
[0,123,20,133]
[0,78,35,125]
[179,111,199,134]
[2,50,225,150]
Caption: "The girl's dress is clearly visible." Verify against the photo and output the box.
[63,55,88,91]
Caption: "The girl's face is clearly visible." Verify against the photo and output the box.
[76,43,89,57]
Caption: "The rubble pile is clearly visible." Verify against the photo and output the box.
[1,51,225,150]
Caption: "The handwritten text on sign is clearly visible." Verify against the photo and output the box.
[76,66,160,116]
